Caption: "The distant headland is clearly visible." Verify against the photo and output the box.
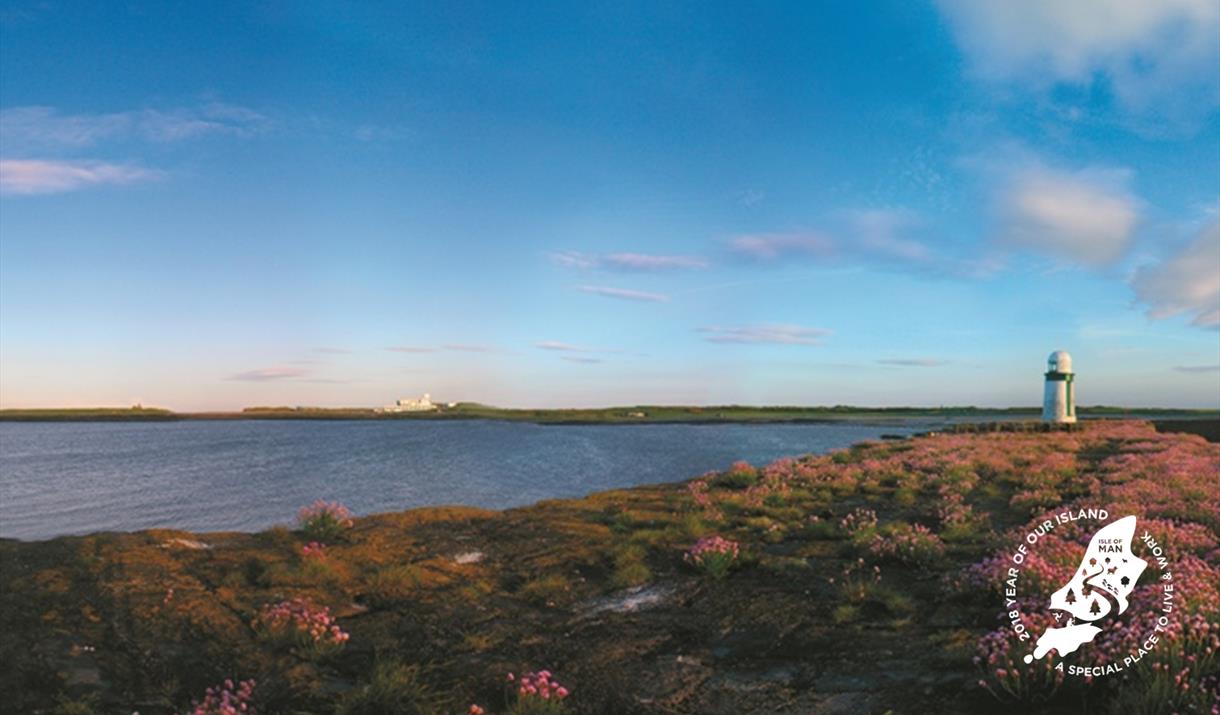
[1,403,1216,425]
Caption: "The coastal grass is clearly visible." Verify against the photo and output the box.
[0,421,1216,714]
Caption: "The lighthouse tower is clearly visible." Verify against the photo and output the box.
[1042,350,1076,423]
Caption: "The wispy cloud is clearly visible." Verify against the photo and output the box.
[725,212,993,278]
[227,366,309,382]
[699,324,831,346]
[999,165,1140,266]
[0,159,160,195]
[313,347,352,355]
[1131,218,1220,329]
[536,341,591,352]
[536,341,621,362]
[0,104,270,150]
[0,103,268,197]
[738,189,766,207]
[550,251,708,271]
[728,232,835,261]
[387,344,504,354]
[846,209,934,265]
[878,358,949,367]
[548,251,599,270]
[578,285,670,303]
[604,253,709,271]
[1174,365,1220,373]
[386,346,438,353]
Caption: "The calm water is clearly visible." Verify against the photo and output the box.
[0,419,929,541]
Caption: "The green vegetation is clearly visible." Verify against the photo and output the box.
[0,406,177,421]
[518,573,573,606]
[609,544,652,589]
[335,660,437,715]
[0,421,1217,713]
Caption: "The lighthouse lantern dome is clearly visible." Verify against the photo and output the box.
[1047,350,1073,375]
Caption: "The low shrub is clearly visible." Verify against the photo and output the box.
[505,670,572,715]
[178,679,256,715]
[253,598,348,659]
[336,660,435,715]
[519,574,571,606]
[51,695,100,715]
[297,500,354,542]
[867,522,945,569]
[712,461,759,490]
[684,535,740,579]
[839,507,878,539]
[363,564,422,608]
[610,545,652,589]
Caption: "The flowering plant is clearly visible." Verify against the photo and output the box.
[504,670,571,714]
[839,507,878,539]
[867,522,945,568]
[297,500,354,542]
[178,678,255,715]
[301,541,327,560]
[253,598,349,658]
[684,535,740,579]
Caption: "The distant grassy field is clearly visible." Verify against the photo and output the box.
[0,406,179,421]
[1,403,1216,423]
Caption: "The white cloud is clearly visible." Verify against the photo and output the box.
[1130,219,1220,329]
[0,103,269,150]
[548,251,599,270]
[1174,365,1220,373]
[844,209,934,264]
[1000,166,1139,265]
[936,0,1220,126]
[603,253,709,271]
[0,103,268,196]
[728,233,835,261]
[388,344,505,354]
[227,366,308,382]
[726,212,995,278]
[0,159,159,195]
[878,358,949,367]
[578,285,669,303]
[537,341,623,360]
[536,341,590,352]
[699,324,831,346]
[549,251,708,271]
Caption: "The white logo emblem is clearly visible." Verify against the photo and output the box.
[1025,515,1147,663]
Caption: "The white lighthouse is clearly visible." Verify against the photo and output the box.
[1042,350,1076,423]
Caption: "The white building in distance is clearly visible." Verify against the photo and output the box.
[1042,351,1076,424]
[379,393,438,413]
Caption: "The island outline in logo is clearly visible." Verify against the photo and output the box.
[999,508,1177,679]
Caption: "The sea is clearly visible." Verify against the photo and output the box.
[0,418,934,540]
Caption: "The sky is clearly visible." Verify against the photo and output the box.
[1,1,1218,410]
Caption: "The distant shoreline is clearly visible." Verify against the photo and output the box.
[1,404,1216,425]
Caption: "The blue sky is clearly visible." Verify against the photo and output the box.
[1,1,1218,410]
